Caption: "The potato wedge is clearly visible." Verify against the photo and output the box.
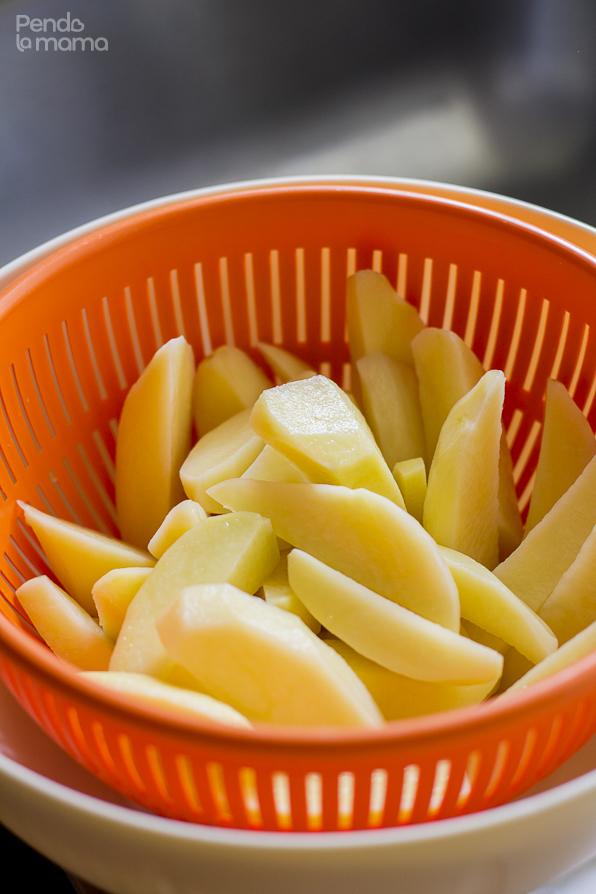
[495,453,596,612]
[16,576,112,670]
[82,671,252,729]
[92,567,152,641]
[147,500,207,560]
[19,502,154,616]
[209,480,460,630]
[157,582,383,726]
[255,342,315,382]
[438,546,557,663]
[110,511,279,678]
[193,345,270,437]
[325,637,498,721]
[525,379,596,534]
[180,408,264,514]
[424,370,504,569]
[287,550,502,683]
[357,352,425,468]
[392,457,426,523]
[250,375,405,507]
[116,336,195,549]
[347,270,423,368]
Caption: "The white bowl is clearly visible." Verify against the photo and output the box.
[3,177,596,894]
[3,674,596,894]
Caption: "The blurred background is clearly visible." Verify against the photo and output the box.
[2,0,596,890]
[2,0,596,267]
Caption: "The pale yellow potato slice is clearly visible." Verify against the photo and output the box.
[424,370,505,569]
[208,480,460,630]
[392,457,426,523]
[494,453,596,612]
[525,379,596,534]
[193,345,271,437]
[504,619,596,694]
[263,551,320,633]
[147,500,207,559]
[241,444,310,484]
[255,342,315,382]
[250,375,405,508]
[110,511,279,678]
[438,546,557,664]
[82,672,252,729]
[496,429,524,562]
[116,336,195,549]
[325,636,498,721]
[156,582,383,726]
[92,567,152,641]
[16,576,112,670]
[356,352,426,468]
[180,408,264,514]
[412,327,484,461]
[411,328,522,559]
[539,522,596,643]
[287,550,502,683]
[19,502,155,616]
[347,270,424,368]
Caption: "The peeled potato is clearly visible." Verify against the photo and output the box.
[192,345,270,437]
[17,576,113,670]
[82,671,252,729]
[424,370,505,569]
[110,511,279,679]
[156,582,383,726]
[250,375,405,508]
[116,336,195,549]
[19,502,154,616]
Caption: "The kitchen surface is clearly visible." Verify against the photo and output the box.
[4,1,596,891]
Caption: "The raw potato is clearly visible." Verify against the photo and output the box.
[209,480,460,631]
[262,551,320,633]
[256,342,315,382]
[19,502,155,616]
[250,375,405,508]
[525,379,596,534]
[347,270,424,368]
[438,546,557,663]
[110,511,279,678]
[423,370,505,569]
[16,576,113,670]
[192,345,271,437]
[356,352,426,468]
[92,567,153,641]
[494,453,596,612]
[412,327,484,462]
[180,408,264,514]
[147,500,207,560]
[156,582,383,726]
[496,428,524,562]
[82,671,252,729]
[116,336,195,549]
[539,523,596,644]
[392,457,426,523]
[325,637,498,721]
[287,550,502,683]
[411,327,522,559]
[504,618,596,694]
[242,444,310,484]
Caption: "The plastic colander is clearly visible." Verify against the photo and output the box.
[2,181,596,833]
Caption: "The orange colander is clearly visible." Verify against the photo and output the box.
[2,180,596,833]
